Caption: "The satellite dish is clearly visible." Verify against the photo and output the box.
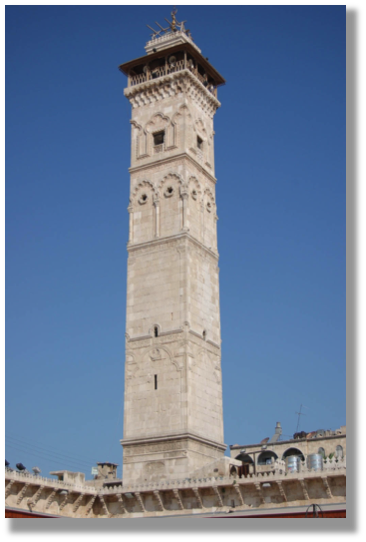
[16,463,27,472]
[143,65,148,74]
[32,466,41,475]
[169,55,176,65]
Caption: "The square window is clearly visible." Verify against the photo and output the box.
[154,131,164,146]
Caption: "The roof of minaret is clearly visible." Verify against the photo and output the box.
[118,8,225,87]
[146,7,191,40]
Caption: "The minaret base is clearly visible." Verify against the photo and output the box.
[121,433,226,485]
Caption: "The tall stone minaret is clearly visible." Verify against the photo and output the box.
[119,11,226,485]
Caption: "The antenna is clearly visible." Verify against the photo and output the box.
[295,404,307,433]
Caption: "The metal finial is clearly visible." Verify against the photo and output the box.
[171,7,178,30]
[147,8,190,40]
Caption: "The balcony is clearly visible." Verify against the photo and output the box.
[129,62,217,97]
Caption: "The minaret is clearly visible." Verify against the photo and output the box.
[119,11,226,484]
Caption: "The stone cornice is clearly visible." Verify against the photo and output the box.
[127,328,183,343]
[127,231,219,261]
[124,69,221,117]
[129,152,217,185]
[120,432,227,452]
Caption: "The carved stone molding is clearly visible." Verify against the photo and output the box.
[321,476,332,498]
[127,230,219,260]
[124,70,220,118]
[233,484,244,506]
[29,485,44,508]
[59,492,70,511]
[149,348,163,362]
[173,488,184,510]
[45,490,57,510]
[212,486,223,507]
[192,487,203,508]
[5,480,14,499]
[130,179,156,205]
[134,492,145,512]
[72,493,85,513]
[299,479,309,500]
[98,494,109,516]
[86,495,97,517]
[117,493,127,514]
[16,483,30,505]
[254,483,265,505]
[153,490,165,511]
[276,481,287,502]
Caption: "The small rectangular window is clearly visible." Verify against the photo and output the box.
[154,375,158,390]
[197,136,203,150]
[154,131,164,146]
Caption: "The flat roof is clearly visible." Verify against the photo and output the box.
[230,432,346,450]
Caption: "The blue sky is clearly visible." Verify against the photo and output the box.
[5,5,345,480]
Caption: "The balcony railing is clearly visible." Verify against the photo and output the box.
[129,63,217,96]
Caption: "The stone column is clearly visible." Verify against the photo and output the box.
[128,205,133,243]
[181,187,189,231]
[153,197,160,238]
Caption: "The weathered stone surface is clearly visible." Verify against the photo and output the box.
[121,29,225,485]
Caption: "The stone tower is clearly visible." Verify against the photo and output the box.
[119,12,226,485]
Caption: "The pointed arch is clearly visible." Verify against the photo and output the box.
[202,187,216,249]
[188,176,203,202]
[130,120,147,159]
[131,179,156,204]
[144,345,182,371]
[130,180,156,243]
[158,173,184,236]
[172,104,193,149]
[145,112,172,153]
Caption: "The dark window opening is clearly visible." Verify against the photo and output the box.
[203,330,206,340]
[197,136,203,150]
[154,131,164,146]
[154,326,159,337]
[154,375,158,390]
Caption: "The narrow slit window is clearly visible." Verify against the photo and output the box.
[154,375,158,390]
[154,131,164,146]
[154,326,159,337]
[197,136,203,150]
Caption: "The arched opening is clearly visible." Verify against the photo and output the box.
[318,447,325,459]
[235,453,254,478]
[336,445,343,459]
[257,451,278,465]
[282,447,305,461]
[229,466,237,477]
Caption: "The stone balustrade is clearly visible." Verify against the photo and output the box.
[115,457,346,494]
[5,455,346,499]
[5,469,97,494]
[130,65,216,96]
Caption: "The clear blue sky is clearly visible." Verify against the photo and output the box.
[5,5,345,479]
